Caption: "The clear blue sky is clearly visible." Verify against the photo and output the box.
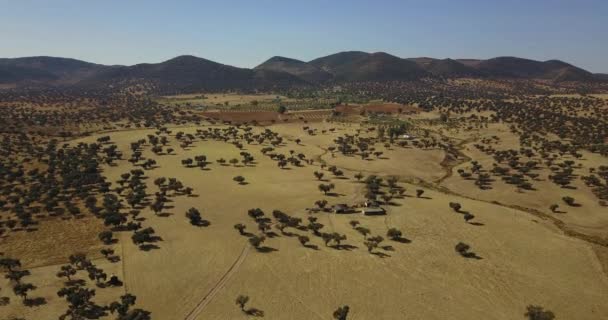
[2,0,607,72]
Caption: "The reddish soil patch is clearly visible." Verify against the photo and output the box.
[334,105,361,115]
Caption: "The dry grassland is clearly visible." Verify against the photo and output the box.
[2,116,607,320]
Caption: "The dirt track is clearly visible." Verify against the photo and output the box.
[184,244,251,320]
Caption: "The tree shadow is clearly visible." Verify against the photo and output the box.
[66,279,86,287]
[462,252,483,260]
[391,237,412,244]
[333,244,358,251]
[139,244,160,251]
[304,244,319,250]
[468,222,485,226]
[326,192,345,197]
[192,220,211,227]
[24,297,47,307]
[561,185,578,190]
[256,246,278,253]
[95,282,109,289]
[371,251,391,258]
[245,307,265,317]
[381,245,395,251]
[265,231,280,238]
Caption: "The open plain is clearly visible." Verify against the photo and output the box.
[1,90,608,320]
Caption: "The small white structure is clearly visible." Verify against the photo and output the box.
[400,134,415,140]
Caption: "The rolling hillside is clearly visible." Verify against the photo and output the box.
[0,52,604,92]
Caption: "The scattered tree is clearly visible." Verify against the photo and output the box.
[333,305,350,320]
[234,223,246,235]
[236,295,249,311]
[318,183,335,195]
[524,305,555,320]
[416,189,425,198]
[386,228,403,241]
[249,235,266,250]
[233,176,246,185]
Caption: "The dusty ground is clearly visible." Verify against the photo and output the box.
[2,117,607,320]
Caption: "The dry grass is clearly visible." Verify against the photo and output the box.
[0,216,108,268]
[2,117,608,320]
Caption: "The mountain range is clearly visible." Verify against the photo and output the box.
[0,51,604,92]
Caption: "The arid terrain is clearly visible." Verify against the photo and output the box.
[3,0,608,318]
[0,82,607,320]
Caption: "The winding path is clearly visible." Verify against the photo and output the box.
[184,244,251,320]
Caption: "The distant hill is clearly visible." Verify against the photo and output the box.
[473,57,597,81]
[87,55,254,90]
[455,59,483,68]
[309,51,428,81]
[0,52,604,92]
[254,56,332,83]
[0,56,110,85]
[81,55,306,92]
[0,64,57,83]
[308,51,369,74]
[409,58,480,78]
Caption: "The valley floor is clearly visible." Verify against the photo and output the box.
[2,119,607,320]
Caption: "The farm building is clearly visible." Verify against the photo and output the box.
[361,207,386,216]
[333,204,354,214]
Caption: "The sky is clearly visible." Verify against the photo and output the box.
[1,0,607,73]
